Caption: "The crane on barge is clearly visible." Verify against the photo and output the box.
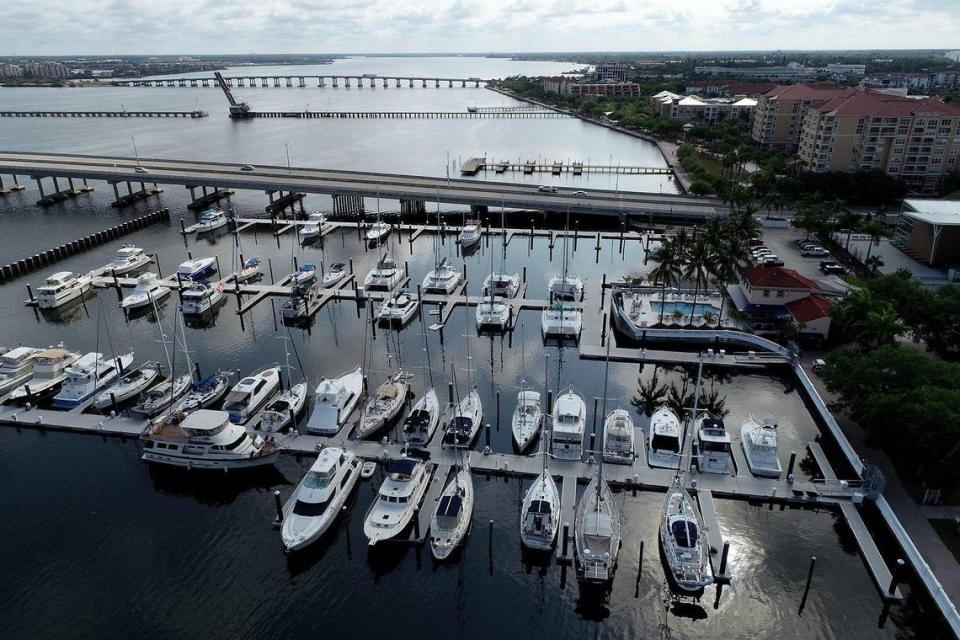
[214,72,251,119]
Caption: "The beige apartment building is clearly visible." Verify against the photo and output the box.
[796,92,960,192]
[751,85,855,151]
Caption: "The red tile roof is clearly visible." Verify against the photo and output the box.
[813,92,960,118]
[742,266,821,291]
[764,84,855,102]
[785,294,833,323]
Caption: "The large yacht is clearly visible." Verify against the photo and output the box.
[121,273,171,311]
[648,407,682,469]
[52,352,134,409]
[7,346,79,401]
[741,415,782,478]
[281,447,361,551]
[363,452,432,545]
[551,387,586,460]
[103,245,151,275]
[458,219,482,248]
[0,346,42,395]
[695,415,733,475]
[36,272,92,309]
[305,366,364,436]
[222,366,281,424]
[141,409,278,470]
[602,408,636,465]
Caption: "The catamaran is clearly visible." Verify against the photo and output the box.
[378,291,418,325]
[423,257,461,294]
[364,254,402,291]
[281,447,361,552]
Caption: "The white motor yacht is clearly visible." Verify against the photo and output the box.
[575,471,622,584]
[177,257,217,280]
[551,387,586,460]
[482,272,520,298]
[281,282,322,320]
[52,351,134,409]
[281,447,361,552]
[355,371,410,439]
[442,386,483,448]
[121,273,171,311]
[292,263,317,287]
[305,366,364,435]
[602,408,636,465]
[430,465,474,561]
[132,374,192,417]
[548,274,584,301]
[363,255,402,291]
[7,346,79,401]
[695,416,733,475]
[141,409,278,470]
[660,483,713,593]
[222,366,281,424]
[541,301,582,339]
[235,257,262,283]
[511,390,541,453]
[365,221,391,244]
[741,415,782,478]
[181,281,225,315]
[422,258,461,294]
[193,207,228,233]
[103,245,151,275]
[475,296,511,330]
[300,212,331,239]
[363,452,432,545]
[322,262,347,288]
[378,291,418,325]
[36,272,92,309]
[520,468,561,550]
[176,371,231,412]
[261,382,308,433]
[93,362,161,410]
[648,407,683,469]
[0,346,42,395]
[458,220,482,247]
[401,388,441,446]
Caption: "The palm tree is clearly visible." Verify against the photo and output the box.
[683,236,711,325]
[632,368,667,417]
[866,254,884,277]
[649,241,682,325]
[862,219,886,263]
[861,305,904,348]
[837,209,864,251]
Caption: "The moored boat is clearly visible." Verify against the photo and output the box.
[261,382,308,433]
[355,371,410,439]
[430,465,474,560]
[103,245,151,275]
[401,387,440,446]
[141,409,278,470]
[441,385,482,448]
[305,366,363,436]
[660,483,713,593]
[281,447,361,551]
[120,273,171,311]
[551,387,586,460]
[740,415,782,478]
[648,406,682,469]
[93,362,161,410]
[52,351,134,409]
[511,390,541,453]
[574,470,622,584]
[36,272,93,309]
[132,374,192,417]
[222,366,281,424]
[695,415,733,475]
[363,450,432,545]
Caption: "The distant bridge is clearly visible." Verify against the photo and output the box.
[112,75,488,89]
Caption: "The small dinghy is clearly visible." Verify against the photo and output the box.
[261,382,308,433]
[93,362,161,410]
[360,461,377,479]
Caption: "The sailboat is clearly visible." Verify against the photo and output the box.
[482,198,519,298]
[442,314,482,448]
[403,320,441,446]
[430,458,474,560]
[422,192,462,294]
[511,325,541,452]
[520,425,561,550]
[541,209,582,340]
[659,355,713,593]
[260,336,308,434]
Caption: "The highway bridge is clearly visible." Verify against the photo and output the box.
[112,75,488,89]
[0,151,722,220]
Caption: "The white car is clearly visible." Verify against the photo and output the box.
[134,166,149,174]
[801,247,830,257]
[240,164,256,172]
[572,190,588,196]
[538,185,558,193]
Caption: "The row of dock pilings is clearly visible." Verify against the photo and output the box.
[0,208,170,284]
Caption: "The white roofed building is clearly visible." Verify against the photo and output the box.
[650,91,756,125]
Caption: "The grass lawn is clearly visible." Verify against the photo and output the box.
[930,519,960,563]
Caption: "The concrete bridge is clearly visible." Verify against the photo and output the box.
[112,75,488,89]
[0,151,721,220]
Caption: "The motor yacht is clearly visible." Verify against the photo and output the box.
[355,371,409,439]
[482,272,520,298]
[7,346,79,402]
[141,409,278,470]
[52,351,134,409]
[36,272,93,309]
[602,408,636,465]
[0,346,42,395]
[103,245,151,275]
[363,255,402,291]
[93,362,160,410]
[181,281,225,315]
[365,221,391,245]
[300,212,331,239]
[695,416,733,475]
[442,385,483,448]
[120,273,171,311]
[458,219,481,248]
[741,415,782,478]
[176,371,231,412]
[401,388,440,446]
[648,407,682,469]
[281,447,361,552]
[520,468,561,550]
[551,387,586,460]
[177,257,217,280]
[422,258,461,294]
[305,366,363,436]
[548,274,584,301]
[541,301,582,339]
[235,257,262,283]
[193,207,228,233]
[430,465,474,561]
[378,291,418,325]
[475,296,511,330]
[511,390,541,452]
[363,451,431,545]
[132,374,192,417]
[575,470,622,584]
[322,262,347,288]
[281,282,322,320]
[222,366,281,424]
[660,483,713,593]
[261,382,308,433]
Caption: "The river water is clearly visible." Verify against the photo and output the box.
[0,57,950,638]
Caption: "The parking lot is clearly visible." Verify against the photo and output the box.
[757,226,852,293]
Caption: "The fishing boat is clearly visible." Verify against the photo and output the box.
[551,387,586,460]
[306,366,364,436]
[363,254,402,291]
[176,257,217,280]
[281,447,362,552]
[193,207,228,233]
[364,220,391,244]
[695,416,732,475]
[458,219,481,247]
[176,371,231,412]
[363,450,432,545]
[575,469,622,584]
[222,366,281,424]
[7,346,79,402]
[132,374,192,417]
[141,409,278,470]
[322,262,347,288]
[103,245,151,274]
[512,390,541,453]
[482,272,520,298]
[291,263,317,286]
[520,462,561,551]
[602,408,636,465]
[378,291,418,325]
[355,371,410,439]
[261,382,308,433]
[548,273,584,301]
[52,351,134,409]
[648,406,682,469]
[741,415,782,478]
[181,281,225,315]
[93,362,160,410]
[235,257,262,283]
[36,272,93,309]
[300,211,331,239]
[430,463,474,560]
[0,346,41,395]
[281,281,322,320]
[120,273,171,311]
[422,257,461,294]
[401,388,440,446]
[442,385,482,448]
[660,482,713,593]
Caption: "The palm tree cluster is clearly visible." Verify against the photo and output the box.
[647,206,758,328]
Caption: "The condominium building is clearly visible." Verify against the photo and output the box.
[596,62,626,83]
[541,77,641,97]
[0,63,23,78]
[796,91,960,192]
[751,84,856,151]
[650,91,756,125]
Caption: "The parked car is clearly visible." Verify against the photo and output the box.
[820,261,849,275]
[801,247,831,257]
[812,359,827,374]
[761,256,784,266]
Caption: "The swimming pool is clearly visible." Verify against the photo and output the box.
[651,301,721,316]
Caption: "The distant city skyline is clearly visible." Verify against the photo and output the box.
[3,0,959,56]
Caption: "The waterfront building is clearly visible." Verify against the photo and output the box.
[751,84,856,151]
[541,77,641,97]
[0,63,23,78]
[894,199,960,266]
[650,91,756,125]
[726,266,833,339]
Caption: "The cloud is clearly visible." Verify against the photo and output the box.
[1,0,959,54]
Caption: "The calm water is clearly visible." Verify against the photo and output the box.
[0,57,949,639]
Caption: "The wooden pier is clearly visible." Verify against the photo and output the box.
[0,110,208,118]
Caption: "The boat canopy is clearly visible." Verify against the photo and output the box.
[404,409,431,431]
[671,519,699,548]
[528,499,552,515]
[388,458,418,478]
[449,416,474,434]
[437,494,463,518]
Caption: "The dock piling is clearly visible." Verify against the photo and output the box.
[496,391,500,432]
[888,559,905,597]
[787,451,797,480]
[800,555,816,612]
[561,522,569,558]
[719,542,730,579]
[273,490,284,527]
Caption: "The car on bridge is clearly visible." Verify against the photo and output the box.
[572,190,588,196]
[240,164,256,172]
[538,185,558,193]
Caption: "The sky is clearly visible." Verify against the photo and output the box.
[2,0,959,55]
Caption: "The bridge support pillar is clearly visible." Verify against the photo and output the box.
[333,77,338,88]
[318,77,325,87]
[298,77,305,87]
[332,194,365,217]
[265,190,306,216]
[345,78,351,88]
[423,79,427,88]
[435,80,440,88]
[182,185,230,211]
[383,78,389,89]
[35,175,84,206]
[109,180,163,209]
[396,78,401,88]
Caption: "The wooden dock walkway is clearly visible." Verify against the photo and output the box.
[808,442,838,481]
[697,489,731,583]
[558,474,577,563]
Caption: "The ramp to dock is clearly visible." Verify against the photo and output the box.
[839,502,903,601]
[807,442,838,481]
